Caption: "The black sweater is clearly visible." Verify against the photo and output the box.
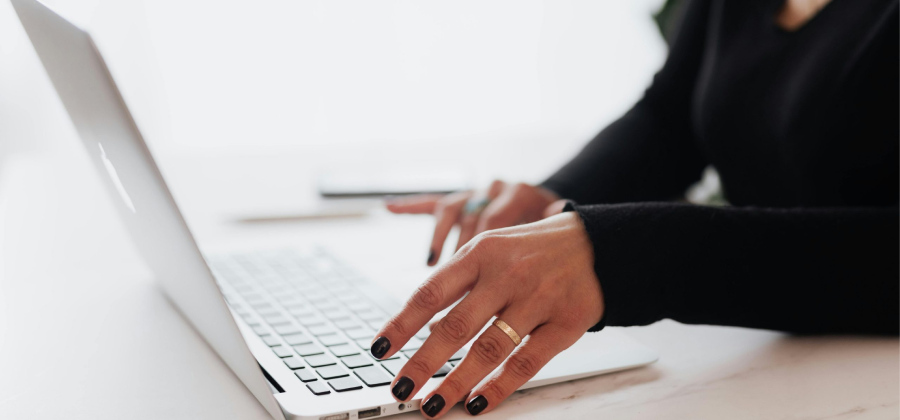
[542,0,899,335]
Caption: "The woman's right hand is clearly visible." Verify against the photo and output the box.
[386,181,565,266]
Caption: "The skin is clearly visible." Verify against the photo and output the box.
[373,208,603,417]
[386,181,565,266]
[372,3,839,417]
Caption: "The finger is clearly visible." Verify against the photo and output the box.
[392,284,518,407]
[418,307,544,418]
[455,213,479,251]
[455,181,504,251]
[370,246,481,362]
[486,179,506,198]
[385,194,444,214]
[428,191,471,266]
[464,323,580,416]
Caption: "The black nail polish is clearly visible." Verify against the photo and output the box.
[466,395,487,415]
[392,376,415,401]
[427,249,436,265]
[370,336,391,359]
[422,394,445,417]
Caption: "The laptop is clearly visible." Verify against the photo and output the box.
[12,1,658,418]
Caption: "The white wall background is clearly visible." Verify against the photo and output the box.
[1,0,666,159]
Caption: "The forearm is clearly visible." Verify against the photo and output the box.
[567,202,900,335]
[541,104,707,205]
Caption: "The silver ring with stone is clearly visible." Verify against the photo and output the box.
[463,196,491,215]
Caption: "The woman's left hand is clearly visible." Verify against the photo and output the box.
[369,212,605,418]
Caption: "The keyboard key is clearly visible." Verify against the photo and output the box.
[366,320,387,330]
[415,327,431,340]
[432,363,452,378]
[341,354,374,369]
[308,325,337,336]
[246,296,268,305]
[249,300,271,309]
[322,308,351,320]
[354,365,392,387]
[336,294,362,303]
[356,339,372,351]
[306,381,331,395]
[329,344,360,358]
[316,365,349,380]
[401,337,423,351]
[257,308,282,319]
[380,359,407,376]
[297,316,327,327]
[279,299,306,309]
[283,333,312,346]
[294,343,325,357]
[345,328,374,340]
[346,301,371,312]
[449,348,466,362]
[319,334,348,347]
[274,324,303,336]
[283,356,305,370]
[263,315,291,326]
[295,368,317,382]
[272,346,294,358]
[304,354,337,368]
[334,319,361,330]
[252,326,269,336]
[287,307,315,318]
[328,376,363,392]
[356,310,385,322]
[262,335,281,346]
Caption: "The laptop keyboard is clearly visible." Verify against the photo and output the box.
[208,249,466,396]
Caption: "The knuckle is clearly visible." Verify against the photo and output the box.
[403,357,433,378]
[410,281,443,311]
[511,182,530,195]
[473,231,500,250]
[438,376,467,396]
[472,333,508,366]
[435,312,473,344]
[507,353,543,379]
[479,376,504,400]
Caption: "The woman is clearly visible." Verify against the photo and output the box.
[372,0,899,417]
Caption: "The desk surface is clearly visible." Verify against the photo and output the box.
[0,153,896,420]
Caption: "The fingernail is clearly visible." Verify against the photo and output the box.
[427,249,436,265]
[466,395,488,415]
[422,394,445,417]
[370,336,391,359]
[392,376,415,401]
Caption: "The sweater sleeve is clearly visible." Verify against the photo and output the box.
[568,202,899,335]
[541,0,710,204]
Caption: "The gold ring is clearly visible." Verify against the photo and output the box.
[492,319,522,346]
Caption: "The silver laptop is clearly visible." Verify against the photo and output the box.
[12,1,658,418]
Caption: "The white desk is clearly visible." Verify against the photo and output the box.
[0,152,896,420]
